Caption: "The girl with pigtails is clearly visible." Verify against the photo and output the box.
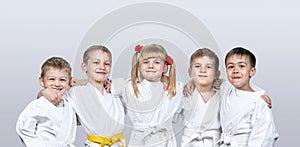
[111,44,185,147]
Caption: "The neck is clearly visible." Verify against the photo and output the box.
[88,79,105,94]
[196,84,215,103]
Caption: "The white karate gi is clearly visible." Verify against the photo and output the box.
[16,96,77,147]
[179,90,221,147]
[64,83,125,147]
[112,78,184,147]
[218,81,278,147]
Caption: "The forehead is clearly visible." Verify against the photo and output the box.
[44,68,70,77]
[88,50,111,60]
[226,54,250,64]
[193,56,215,64]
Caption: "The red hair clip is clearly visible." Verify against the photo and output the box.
[166,56,173,65]
[135,44,143,53]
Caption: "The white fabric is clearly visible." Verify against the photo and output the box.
[218,81,279,147]
[112,78,184,147]
[64,83,125,147]
[180,90,221,147]
[16,96,76,147]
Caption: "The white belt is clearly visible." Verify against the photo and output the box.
[182,129,221,146]
[217,133,250,147]
[133,124,173,146]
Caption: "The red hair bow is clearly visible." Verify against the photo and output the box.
[135,44,143,53]
[166,56,173,65]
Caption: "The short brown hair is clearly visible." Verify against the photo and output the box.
[190,48,219,70]
[40,57,72,78]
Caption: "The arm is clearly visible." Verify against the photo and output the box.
[72,77,112,93]
[111,78,126,97]
[261,95,272,108]
[37,88,62,106]
[183,79,195,97]
[248,102,278,146]
[16,101,41,146]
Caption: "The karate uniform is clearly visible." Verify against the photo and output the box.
[16,96,77,147]
[179,90,221,147]
[112,78,184,147]
[218,81,278,147]
[64,83,125,147]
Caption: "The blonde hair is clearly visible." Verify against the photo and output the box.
[131,44,176,97]
[40,57,72,79]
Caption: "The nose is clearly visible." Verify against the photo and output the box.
[233,66,239,73]
[98,62,105,69]
[54,80,61,86]
[148,62,154,68]
[200,67,206,73]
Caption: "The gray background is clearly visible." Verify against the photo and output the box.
[1,0,298,146]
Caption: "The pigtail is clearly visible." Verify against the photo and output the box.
[131,45,143,97]
[131,52,139,96]
[167,62,176,97]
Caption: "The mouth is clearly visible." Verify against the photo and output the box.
[95,71,107,74]
[146,70,157,73]
[232,77,241,80]
[52,87,63,92]
[198,75,207,77]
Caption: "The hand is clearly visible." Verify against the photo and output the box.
[41,88,62,106]
[161,75,169,90]
[183,79,195,97]
[104,78,112,93]
[213,79,223,90]
[72,78,88,86]
[261,95,272,108]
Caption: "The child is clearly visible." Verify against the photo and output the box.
[111,44,184,146]
[178,48,222,147]
[16,57,77,147]
[42,45,125,147]
[218,47,278,146]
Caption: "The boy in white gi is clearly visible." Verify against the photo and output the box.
[111,44,184,147]
[41,45,125,147]
[16,57,77,147]
[218,47,278,147]
[179,48,222,147]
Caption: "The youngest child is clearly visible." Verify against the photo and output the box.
[16,57,77,147]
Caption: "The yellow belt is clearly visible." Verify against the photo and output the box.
[87,132,124,147]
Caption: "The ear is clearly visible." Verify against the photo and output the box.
[250,67,256,77]
[188,67,192,78]
[39,77,44,87]
[69,77,73,86]
[81,62,87,73]
[215,70,221,80]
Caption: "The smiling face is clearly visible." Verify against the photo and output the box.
[225,54,256,91]
[189,56,219,87]
[138,57,167,82]
[39,68,71,97]
[82,50,112,83]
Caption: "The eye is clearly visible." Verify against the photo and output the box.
[60,78,67,82]
[93,61,99,65]
[104,62,111,66]
[239,65,245,68]
[194,65,200,68]
[227,65,234,69]
[155,61,161,64]
[48,78,55,81]
[207,65,212,69]
[143,61,149,64]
